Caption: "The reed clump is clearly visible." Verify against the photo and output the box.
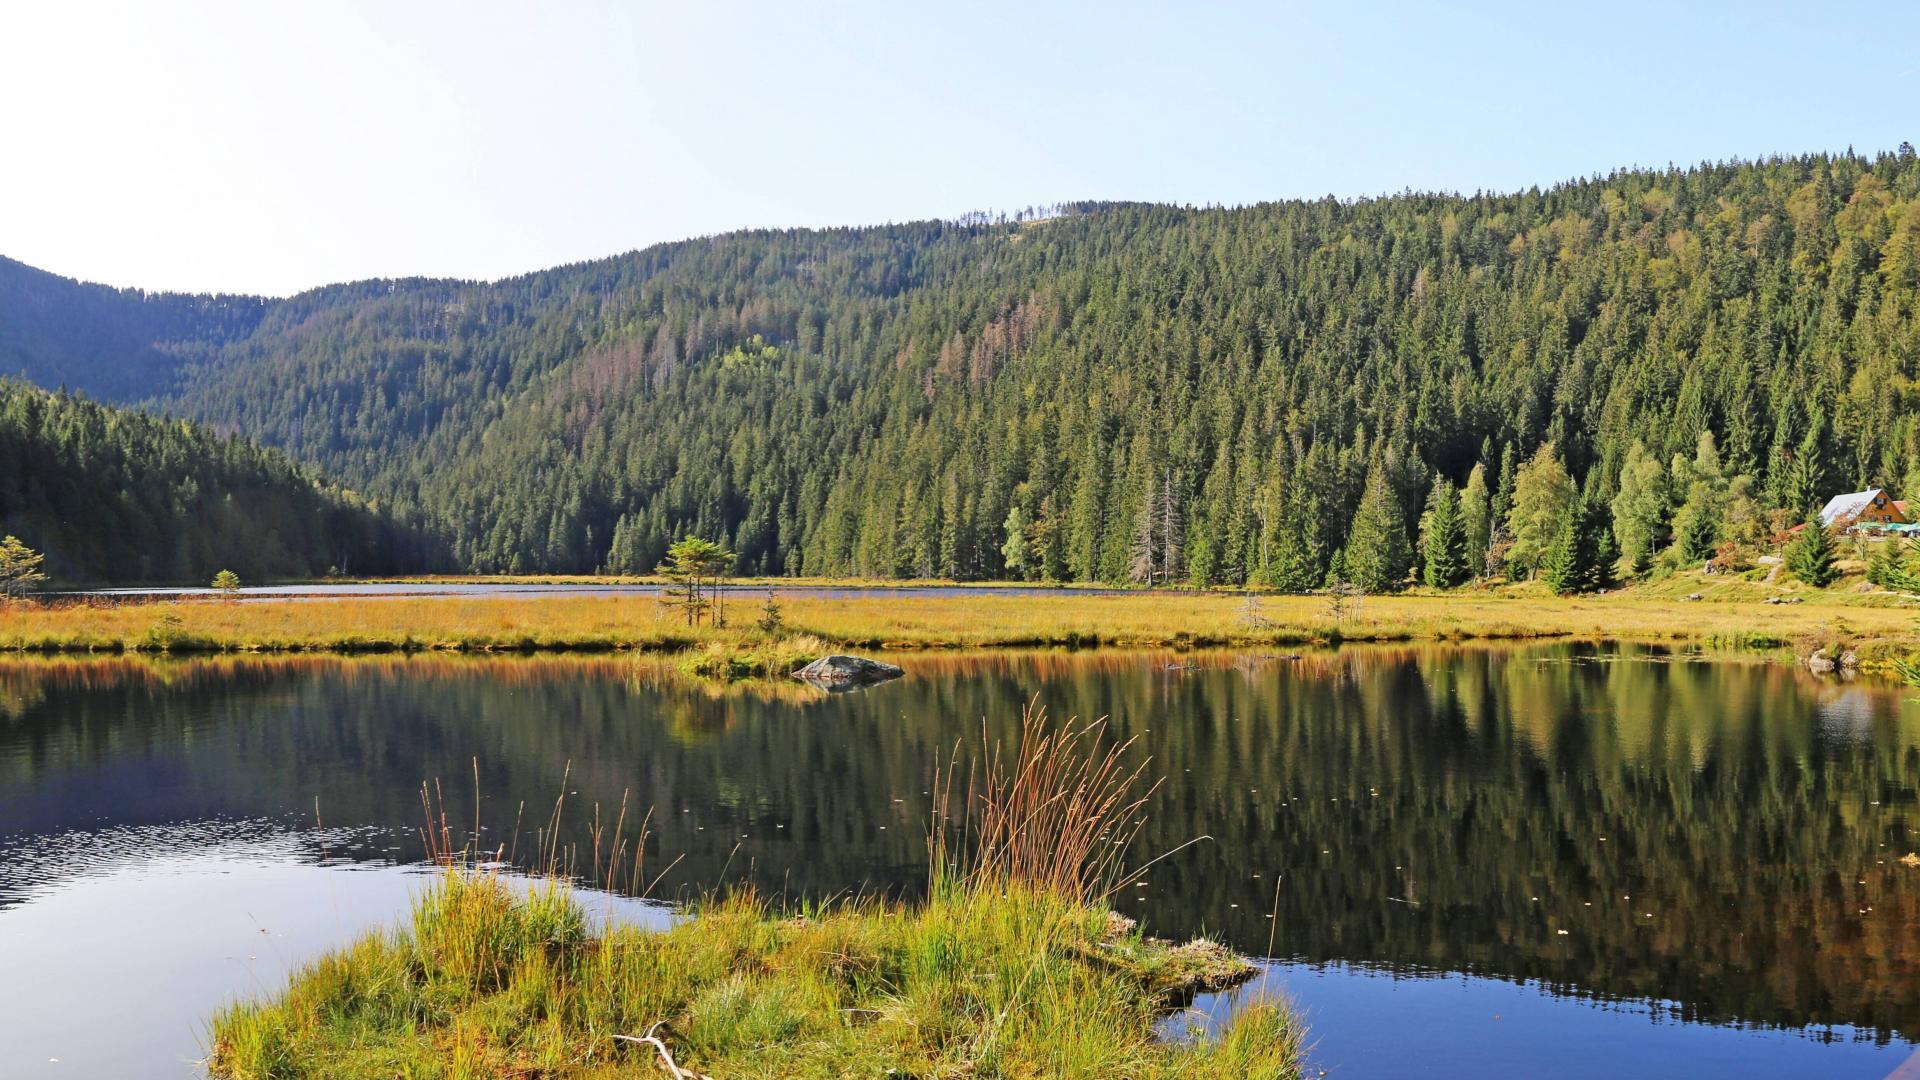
[206,707,1299,1079]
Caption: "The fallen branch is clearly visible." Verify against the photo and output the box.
[614,1023,715,1080]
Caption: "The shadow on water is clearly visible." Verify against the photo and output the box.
[2,642,1918,1075]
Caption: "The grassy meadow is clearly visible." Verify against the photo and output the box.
[5,571,1920,660]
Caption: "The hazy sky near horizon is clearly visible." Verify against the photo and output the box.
[3,1,1915,297]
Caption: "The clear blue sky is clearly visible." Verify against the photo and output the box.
[2,0,1914,296]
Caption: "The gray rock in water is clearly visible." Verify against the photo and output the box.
[792,654,904,689]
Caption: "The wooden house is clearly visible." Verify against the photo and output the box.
[1819,489,1909,529]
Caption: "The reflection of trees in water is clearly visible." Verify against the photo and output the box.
[1,646,1917,1038]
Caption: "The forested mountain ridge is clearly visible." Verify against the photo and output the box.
[0,256,266,401]
[7,149,1920,583]
[0,379,441,583]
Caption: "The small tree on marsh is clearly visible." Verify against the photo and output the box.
[212,569,241,597]
[0,535,48,599]
[656,536,735,627]
[756,589,786,635]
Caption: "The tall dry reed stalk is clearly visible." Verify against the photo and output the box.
[932,699,1178,903]
[415,759,673,900]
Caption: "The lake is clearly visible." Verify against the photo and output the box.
[1,645,1916,1077]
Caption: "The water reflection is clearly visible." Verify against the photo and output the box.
[1,645,1917,1052]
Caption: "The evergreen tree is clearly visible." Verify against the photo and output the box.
[1584,499,1619,591]
[1492,444,1518,527]
[1265,490,1324,593]
[1540,507,1585,596]
[1540,498,1615,595]
[0,535,47,598]
[1785,518,1837,587]
[1345,455,1413,592]
[1419,479,1469,588]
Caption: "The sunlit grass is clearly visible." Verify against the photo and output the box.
[7,573,1920,658]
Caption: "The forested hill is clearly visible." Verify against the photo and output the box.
[6,149,1920,583]
[0,256,266,401]
[0,380,442,584]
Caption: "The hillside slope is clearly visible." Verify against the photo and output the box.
[6,151,1920,580]
[0,380,441,583]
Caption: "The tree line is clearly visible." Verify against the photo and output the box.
[0,379,443,584]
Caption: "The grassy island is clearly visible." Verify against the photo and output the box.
[209,876,1295,1079]
[206,711,1300,1078]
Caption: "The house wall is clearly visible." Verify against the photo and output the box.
[1854,493,1908,525]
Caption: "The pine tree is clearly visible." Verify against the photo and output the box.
[1419,479,1469,588]
[1785,517,1837,587]
[1345,455,1412,592]
[0,535,48,598]
[1492,444,1518,526]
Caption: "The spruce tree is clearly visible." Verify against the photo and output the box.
[1785,517,1837,587]
[1345,455,1412,592]
[1586,503,1620,591]
[1266,492,1324,593]
[1419,479,1469,588]
[1539,508,1584,595]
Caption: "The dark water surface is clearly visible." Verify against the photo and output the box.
[1,645,1917,1077]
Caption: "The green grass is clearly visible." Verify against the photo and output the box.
[206,706,1302,1078]
[675,634,829,681]
[208,876,1296,1079]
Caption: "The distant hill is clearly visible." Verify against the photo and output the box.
[0,256,267,401]
[0,379,441,584]
[4,151,1919,582]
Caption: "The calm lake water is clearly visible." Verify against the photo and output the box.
[1,645,1916,1077]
